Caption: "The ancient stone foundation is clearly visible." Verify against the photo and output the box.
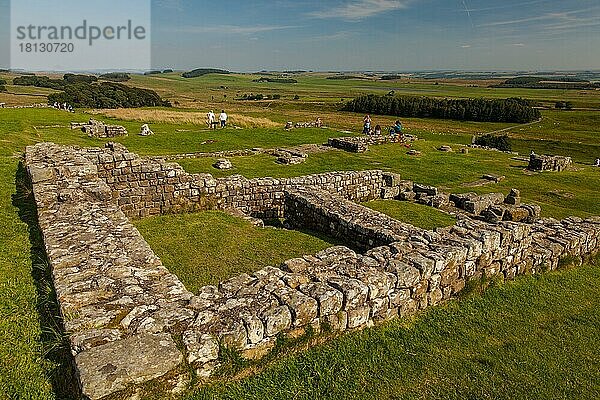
[25,142,600,400]
[328,135,410,153]
[74,119,128,138]
[528,154,572,172]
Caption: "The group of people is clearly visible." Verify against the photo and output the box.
[52,102,74,113]
[363,115,403,136]
[206,109,228,129]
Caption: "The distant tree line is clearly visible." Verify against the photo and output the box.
[238,93,281,101]
[0,78,6,92]
[253,77,297,84]
[341,95,541,123]
[99,72,131,82]
[380,75,402,80]
[48,82,171,109]
[12,73,170,108]
[474,134,512,151]
[493,76,600,90]
[13,73,98,89]
[144,69,174,75]
[181,68,230,78]
[326,75,368,80]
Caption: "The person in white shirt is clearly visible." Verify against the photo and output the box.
[207,110,216,129]
[219,110,228,128]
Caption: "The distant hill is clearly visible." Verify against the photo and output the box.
[181,68,231,78]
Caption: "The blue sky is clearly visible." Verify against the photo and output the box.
[1,0,599,71]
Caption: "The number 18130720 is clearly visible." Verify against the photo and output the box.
[19,42,75,53]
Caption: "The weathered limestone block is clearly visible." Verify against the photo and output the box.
[272,287,318,327]
[413,183,438,196]
[347,306,372,329]
[386,260,421,288]
[75,333,183,400]
[382,172,402,187]
[299,282,343,317]
[323,311,348,331]
[261,305,293,337]
[463,193,505,214]
[327,276,369,311]
[182,331,219,365]
[404,253,435,279]
[240,312,265,345]
[281,257,311,273]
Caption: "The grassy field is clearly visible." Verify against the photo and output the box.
[134,212,340,293]
[365,201,456,230]
[0,73,599,399]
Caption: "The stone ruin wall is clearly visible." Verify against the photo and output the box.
[92,143,384,220]
[25,142,600,400]
[528,153,573,172]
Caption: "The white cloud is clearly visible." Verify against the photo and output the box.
[309,0,413,21]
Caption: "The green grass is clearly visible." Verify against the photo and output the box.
[134,211,339,292]
[365,200,456,230]
[182,262,600,400]
[0,162,55,399]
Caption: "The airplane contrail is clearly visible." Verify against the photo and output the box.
[461,0,475,29]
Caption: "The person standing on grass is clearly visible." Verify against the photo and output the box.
[207,110,216,129]
[363,114,372,134]
[219,110,228,128]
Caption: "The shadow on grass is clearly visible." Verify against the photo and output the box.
[12,162,81,399]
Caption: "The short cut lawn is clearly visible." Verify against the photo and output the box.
[133,211,341,292]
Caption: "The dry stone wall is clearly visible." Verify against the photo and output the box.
[88,143,384,219]
[25,142,600,400]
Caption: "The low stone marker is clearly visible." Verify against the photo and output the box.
[140,124,154,136]
[214,159,233,170]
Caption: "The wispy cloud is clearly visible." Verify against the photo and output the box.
[479,7,600,28]
[167,25,300,35]
[309,0,413,21]
[155,0,184,12]
[297,31,357,43]
[461,44,471,48]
